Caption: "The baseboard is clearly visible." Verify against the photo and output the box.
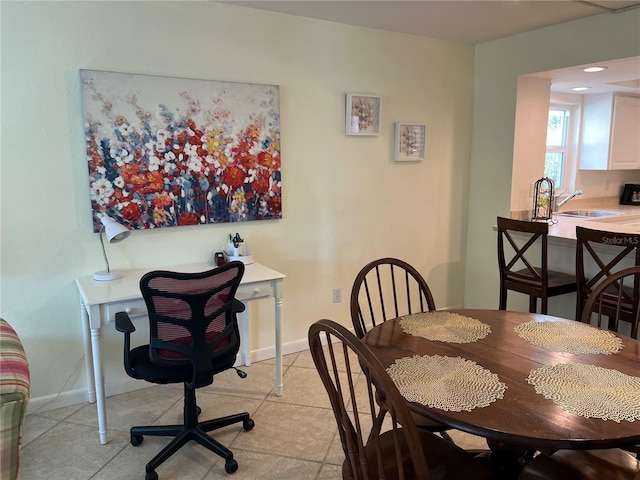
[248,336,311,363]
[27,336,314,415]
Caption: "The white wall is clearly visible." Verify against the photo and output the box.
[511,76,551,212]
[465,9,640,312]
[0,2,474,408]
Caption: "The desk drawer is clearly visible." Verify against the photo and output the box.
[104,299,148,323]
[236,281,273,301]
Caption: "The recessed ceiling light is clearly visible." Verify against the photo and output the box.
[572,86,591,91]
[582,66,607,73]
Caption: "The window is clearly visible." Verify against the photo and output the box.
[544,104,573,189]
[544,107,570,189]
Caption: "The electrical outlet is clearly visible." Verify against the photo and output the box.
[333,288,342,303]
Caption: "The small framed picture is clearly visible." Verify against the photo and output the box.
[394,123,426,161]
[345,93,381,136]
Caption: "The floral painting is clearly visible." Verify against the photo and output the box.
[80,70,281,232]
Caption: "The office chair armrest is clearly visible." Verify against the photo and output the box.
[115,312,137,378]
[232,298,246,314]
[115,311,136,334]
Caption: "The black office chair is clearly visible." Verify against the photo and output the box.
[115,262,254,480]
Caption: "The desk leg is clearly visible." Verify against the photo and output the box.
[239,306,251,366]
[275,294,283,397]
[91,328,108,444]
[80,302,96,403]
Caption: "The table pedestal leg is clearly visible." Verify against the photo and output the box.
[477,439,529,480]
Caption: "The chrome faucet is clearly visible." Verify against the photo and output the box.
[554,189,583,210]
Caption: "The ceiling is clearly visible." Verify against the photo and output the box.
[225,0,640,94]
[226,0,640,45]
[530,56,640,94]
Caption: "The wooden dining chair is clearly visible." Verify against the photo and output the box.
[350,257,436,339]
[576,226,640,327]
[582,264,640,459]
[581,265,640,339]
[349,258,453,440]
[497,217,577,314]
[308,319,492,480]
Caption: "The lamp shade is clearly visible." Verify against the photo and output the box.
[101,216,131,243]
[94,216,131,281]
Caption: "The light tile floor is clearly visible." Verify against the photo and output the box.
[20,349,488,480]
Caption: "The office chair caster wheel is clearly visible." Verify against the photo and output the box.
[131,434,144,446]
[243,418,255,431]
[145,470,158,480]
[225,458,238,474]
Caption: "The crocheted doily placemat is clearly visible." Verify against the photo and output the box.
[399,312,491,343]
[527,363,640,422]
[387,355,507,412]
[514,321,623,355]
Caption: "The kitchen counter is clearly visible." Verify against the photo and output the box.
[548,207,640,240]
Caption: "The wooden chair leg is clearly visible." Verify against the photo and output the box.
[540,296,548,315]
[529,296,537,313]
[499,288,507,310]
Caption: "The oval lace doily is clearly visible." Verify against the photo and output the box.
[387,355,507,412]
[514,321,623,355]
[399,312,491,343]
[527,363,640,422]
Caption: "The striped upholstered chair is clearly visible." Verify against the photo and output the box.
[0,318,30,480]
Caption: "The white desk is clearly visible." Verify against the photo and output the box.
[76,261,285,444]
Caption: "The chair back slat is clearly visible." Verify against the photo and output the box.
[350,258,436,338]
[581,265,640,338]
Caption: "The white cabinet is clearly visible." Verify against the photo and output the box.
[580,93,640,170]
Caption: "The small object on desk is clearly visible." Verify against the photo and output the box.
[214,251,226,266]
[225,233,253,265]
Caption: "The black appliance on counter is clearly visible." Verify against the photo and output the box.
[620,183,640,205]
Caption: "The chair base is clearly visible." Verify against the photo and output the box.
[132,411,254,478]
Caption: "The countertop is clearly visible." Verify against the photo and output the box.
[507,202,640,240]
[549,207,640,240]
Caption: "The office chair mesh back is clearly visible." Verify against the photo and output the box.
[141,264,242,388]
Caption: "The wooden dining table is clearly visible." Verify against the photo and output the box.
[363,309,640,479]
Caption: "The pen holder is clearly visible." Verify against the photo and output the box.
[224,242,253,265]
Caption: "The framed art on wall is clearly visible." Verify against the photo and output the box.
[394,123,426,161]
[80,69,282,232]
[345,93,381,136]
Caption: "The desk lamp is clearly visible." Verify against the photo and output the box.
[94,216,131,281]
